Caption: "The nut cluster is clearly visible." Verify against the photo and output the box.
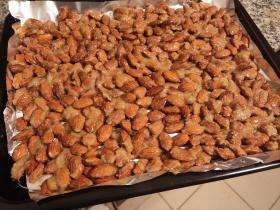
[7,1,280,194]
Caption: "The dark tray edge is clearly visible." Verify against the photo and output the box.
[0,4,280,209]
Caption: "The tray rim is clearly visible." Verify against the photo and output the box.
[1,2,280,209]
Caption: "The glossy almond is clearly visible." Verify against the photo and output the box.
[69,115,85,132]
[73,97,93,109]
[29,162,44,183]
[139,147,161,159]
[12,143,28,161]
[69,175,93,189]
[97,124,113,142]
[89,163,117,178]
[69,156,85,179]
[55,167,71,189]
[12,128,34,142]
[48,141,62,158]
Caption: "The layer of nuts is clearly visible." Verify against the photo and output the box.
[8,1,280,194]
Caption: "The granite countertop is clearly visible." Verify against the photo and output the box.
[0,0,279,52]
[240,0,280,52]
[0,0,8,39]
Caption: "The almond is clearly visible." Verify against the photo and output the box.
[172,133,190,146]
[12,143,28,161]
[48,141,62,158]
[184,122,205,135]
[69,114,85,132]
[42,130,55,144]
[12,128,34,141]
[70,143,88,156]
[47,100,64,112]
[107,110,125,125]
[69,156,84,179]
[30,108,46,128]
[138,76,156,89]
[35,146,48,163]
[55,167,71,189]
[97,124,113,142]
[40,81,53,101]
[61,134,79,147]
[73,97,93,109]
[132,114,148,130]
[69,175,93,189]
[29,163,44,183]
[148,120,164,135]
[81,133,98,147]
[159,132,173,151]
[163,71,180,82]
[139,147,161,159]
[165,122,184,133]
[89,163,117,178]
[170,146,200,161]
[15,118,27,131]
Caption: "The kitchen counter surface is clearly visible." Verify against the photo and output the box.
[0,0,8,40]
[240,0,280,52]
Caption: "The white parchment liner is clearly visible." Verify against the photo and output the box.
[5,0,280,201]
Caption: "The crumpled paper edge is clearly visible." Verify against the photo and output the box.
[5,0,280,201]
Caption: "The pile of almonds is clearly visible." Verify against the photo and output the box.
[7,1,280,194]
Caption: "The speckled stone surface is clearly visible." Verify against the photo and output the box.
[0,0,279,52]
[0,0,9,39]
[240,0,280,52]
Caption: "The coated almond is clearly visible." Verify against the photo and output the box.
[69,156,84,179]
[89,163,117,178]
[97,124,113,142]
[61,134,79,147]
[163,71,180,82]
[148,120,164,135]
[48,141,62,158]
[55,167,71,189]
[29,162,44,183]
[138,76,156,89]
[73,97,93,109]
[15,118,27,131]
[172,133,190,146]
[159,132,173,151]
[47,100,64,112]
[184,122,205,135]
[12,128,34,142]
[30,108,46,128]
[132,114,148,130]
[70,143,88,156]
[139,147,161,159]
[69,115,85,132]
[171,146,199,161]
[12,143,28,161]
[167,94,185,107]
[165,122,184,133]
[148,110,165,122]
[69,175,93,189]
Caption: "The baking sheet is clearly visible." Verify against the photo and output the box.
[6,0,280,201]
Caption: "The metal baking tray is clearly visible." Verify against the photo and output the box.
[1,2,280,210]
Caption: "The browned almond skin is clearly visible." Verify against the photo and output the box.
[73,97,93,109]
[88,164,117,178]
[9,2,280,194]
[12,143,28,161]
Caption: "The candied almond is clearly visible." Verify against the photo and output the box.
[97,124,113,142]
[73,97,93,109]
[89,163,117,178]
